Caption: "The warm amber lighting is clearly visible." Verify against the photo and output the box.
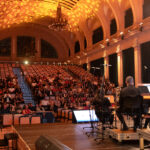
[0,0,101,31]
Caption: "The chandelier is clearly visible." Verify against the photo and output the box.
[48,3,69,31]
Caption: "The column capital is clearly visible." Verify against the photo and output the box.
[133,38,140,48]
[116,44,121,54]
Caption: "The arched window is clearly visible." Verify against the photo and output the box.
[41,39,58,58]
[69,49,71,57]
[92,26,103,44]
[84,37,87,49]
[110,18,117,35]
[0,38,11,57]
[17,36,35,57]
[125,8,133,28]
[74,41,80,53]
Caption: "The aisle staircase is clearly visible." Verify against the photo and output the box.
[64,68,80,80]
[13,68,35,106]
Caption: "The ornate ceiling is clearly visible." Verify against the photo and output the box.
[0,0,101,31]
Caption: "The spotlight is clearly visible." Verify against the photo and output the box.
[24,60,29,65]
[83,52,87,56]
[99,44,105,48]
[112,38,118,43]
[106,39,110,46]
[139,22,143,32]
[120,32,124,40]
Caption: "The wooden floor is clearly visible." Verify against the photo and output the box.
[14,123,140,150]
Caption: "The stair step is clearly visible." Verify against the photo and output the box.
[13,67,35,106]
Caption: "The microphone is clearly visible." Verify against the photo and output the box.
[102,64,112,67]
[91,67,101,69]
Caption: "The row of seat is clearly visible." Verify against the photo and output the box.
[21,64,72,80]
[2,111,56,125]
[57,108,73,121]
[2,114,41,125]
[0,64,15,78]
[63,65,94,80]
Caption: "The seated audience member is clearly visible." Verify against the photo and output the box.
[116,76,142,131]
[144,118,150,128]
[2,103,10,114]
[22,105,32,115]
[36,104,45,112]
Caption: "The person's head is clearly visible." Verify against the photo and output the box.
[125,76,134,86]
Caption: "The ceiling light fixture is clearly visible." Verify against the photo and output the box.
[48,3,69,31]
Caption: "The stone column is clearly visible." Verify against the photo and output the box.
[134,42,142,86]
[104,56,109,79]
[117,51,123,87]
[11,36,17,61]
[86,57,91,72]
[35,37,41,61]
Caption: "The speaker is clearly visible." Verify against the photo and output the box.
[35,135,71,150]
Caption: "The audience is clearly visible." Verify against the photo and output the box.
[21,64,116,113]
[0,64,116,121]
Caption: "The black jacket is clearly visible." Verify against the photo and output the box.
[119,85,141,109]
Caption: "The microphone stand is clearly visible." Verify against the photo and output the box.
[94,64,111,142]
[83,67,97,135]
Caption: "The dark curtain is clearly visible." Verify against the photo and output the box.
[141,41,150,83]
[125,8,133,28]
[109,53,118,86]
[143,0,150,19]
[110,18,117,36]
[0,38,11,57]
[41,39,58,58]
[92,26,103,44]
[90,57,104,77]
[17,36,35,57]
[123,47,135,87]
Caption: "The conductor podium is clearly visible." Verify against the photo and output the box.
[107,128,139,142]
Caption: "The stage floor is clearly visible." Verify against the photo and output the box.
[14,123,139,150]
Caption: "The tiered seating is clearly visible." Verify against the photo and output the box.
[0,63,15,78]
[19,64,116,123]
[21,64,72,80]
[64,65,94,81]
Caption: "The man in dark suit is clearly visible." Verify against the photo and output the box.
[116,76,141,131]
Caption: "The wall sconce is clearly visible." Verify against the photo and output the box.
[106,38,110,46]
[139,22,143,32]
[83,52,87,56]
[112,38,118,43]
[76,56,80,59]
[99,44,105,48]
[120,32,124,40]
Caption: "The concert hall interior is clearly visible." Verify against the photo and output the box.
[1,0,150,150]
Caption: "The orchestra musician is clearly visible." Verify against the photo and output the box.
[93,89,114,127]
[116,76,142,131]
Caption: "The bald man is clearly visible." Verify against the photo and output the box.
[116,76,141,131]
